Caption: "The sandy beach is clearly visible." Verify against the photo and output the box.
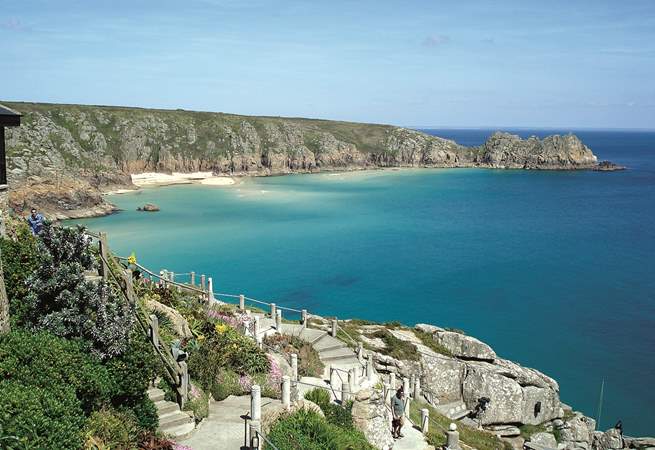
[131,172,235,187]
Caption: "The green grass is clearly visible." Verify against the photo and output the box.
[409,400,511,450]
[519,423,548,440]
[414,329,453,357]
[368,329,419,361]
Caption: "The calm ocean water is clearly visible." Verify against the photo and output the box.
[75,129,655,435]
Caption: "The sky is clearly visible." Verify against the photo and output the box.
[1,0,654,129]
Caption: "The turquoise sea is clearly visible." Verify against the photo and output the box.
[75,129,655,436]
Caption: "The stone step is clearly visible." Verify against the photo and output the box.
[279,323,304,334]
[147,387,166,403]
[161,421,196,440]
[319,347,358,362]
[314,340,346,352]
[159,410,194,430]
[155,400,179,415]
[300,328,328,344]
[308,331,329,346]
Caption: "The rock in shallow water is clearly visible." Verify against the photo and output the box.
[137,203,160,212]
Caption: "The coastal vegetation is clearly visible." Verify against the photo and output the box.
[0,223,161,449]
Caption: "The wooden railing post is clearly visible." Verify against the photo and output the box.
[331,318,338,337]
[239,294,245,311]
[99,232,109,281]
[301,309,307,328]
[149,314,160,349]
[200,274,206,291]
[190,271,195,286]
[124,269,136,305]
[179,361,189,409]
[270,303,276,318]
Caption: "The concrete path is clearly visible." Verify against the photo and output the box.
[176,395,281,450]
[393,421,433,450]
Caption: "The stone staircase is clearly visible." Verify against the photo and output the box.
[254,316,362,374]
[147,386,195,439]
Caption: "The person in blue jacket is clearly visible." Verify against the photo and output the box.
[27,208,44,235]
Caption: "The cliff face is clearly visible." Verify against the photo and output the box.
[2,101,604,218]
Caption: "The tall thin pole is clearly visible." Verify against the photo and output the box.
[596,378,605,429]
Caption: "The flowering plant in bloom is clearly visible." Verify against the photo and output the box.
[267,354,283,392]
[214,323,228,334]
[127,252,137,265]
[239,373,253,392]
[190,384,201,400]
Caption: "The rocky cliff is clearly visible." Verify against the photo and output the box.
[3,101,608,218]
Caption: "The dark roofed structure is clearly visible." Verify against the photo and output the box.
[0,104,21,186]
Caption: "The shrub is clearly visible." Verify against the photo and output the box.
[305,388,331,407]
[304,389,354,429]
[106,331,160,404]
[208,368,243,401]
[184,384,210,423]
[0,381,85,450]
[0,331,113,414]
[120,396,159,433]
[21,224,135,359]
[263,334,324,378]
[298,343,324,377]
[83,407,139,450]
[266,409,374,450]
[188,324,269,392]
[0,223,40,323]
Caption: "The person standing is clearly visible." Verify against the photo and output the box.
[27,208,44,235]
[391,386,406,439]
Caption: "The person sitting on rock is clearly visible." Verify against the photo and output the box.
[391,386,406,439]
[27,208,45,235]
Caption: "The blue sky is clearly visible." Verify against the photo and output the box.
[2,0,654,128]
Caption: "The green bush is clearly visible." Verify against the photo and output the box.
[184,384,210,422]
[83,407,139,449]
[120,396,159,433]
[106,331,160,403]
[0,381,85,450]
[266,409,374,450]
[305,388,331,407]
[188,325,269,392]
[0,223,40,324]
[208,368,243,401]
[304,389,354,429]
[21,224,135,359]
[0,331,113,414]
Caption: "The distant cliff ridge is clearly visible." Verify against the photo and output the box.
[2,101,614,218]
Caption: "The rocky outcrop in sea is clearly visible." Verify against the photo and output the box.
[2,102,619,219]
